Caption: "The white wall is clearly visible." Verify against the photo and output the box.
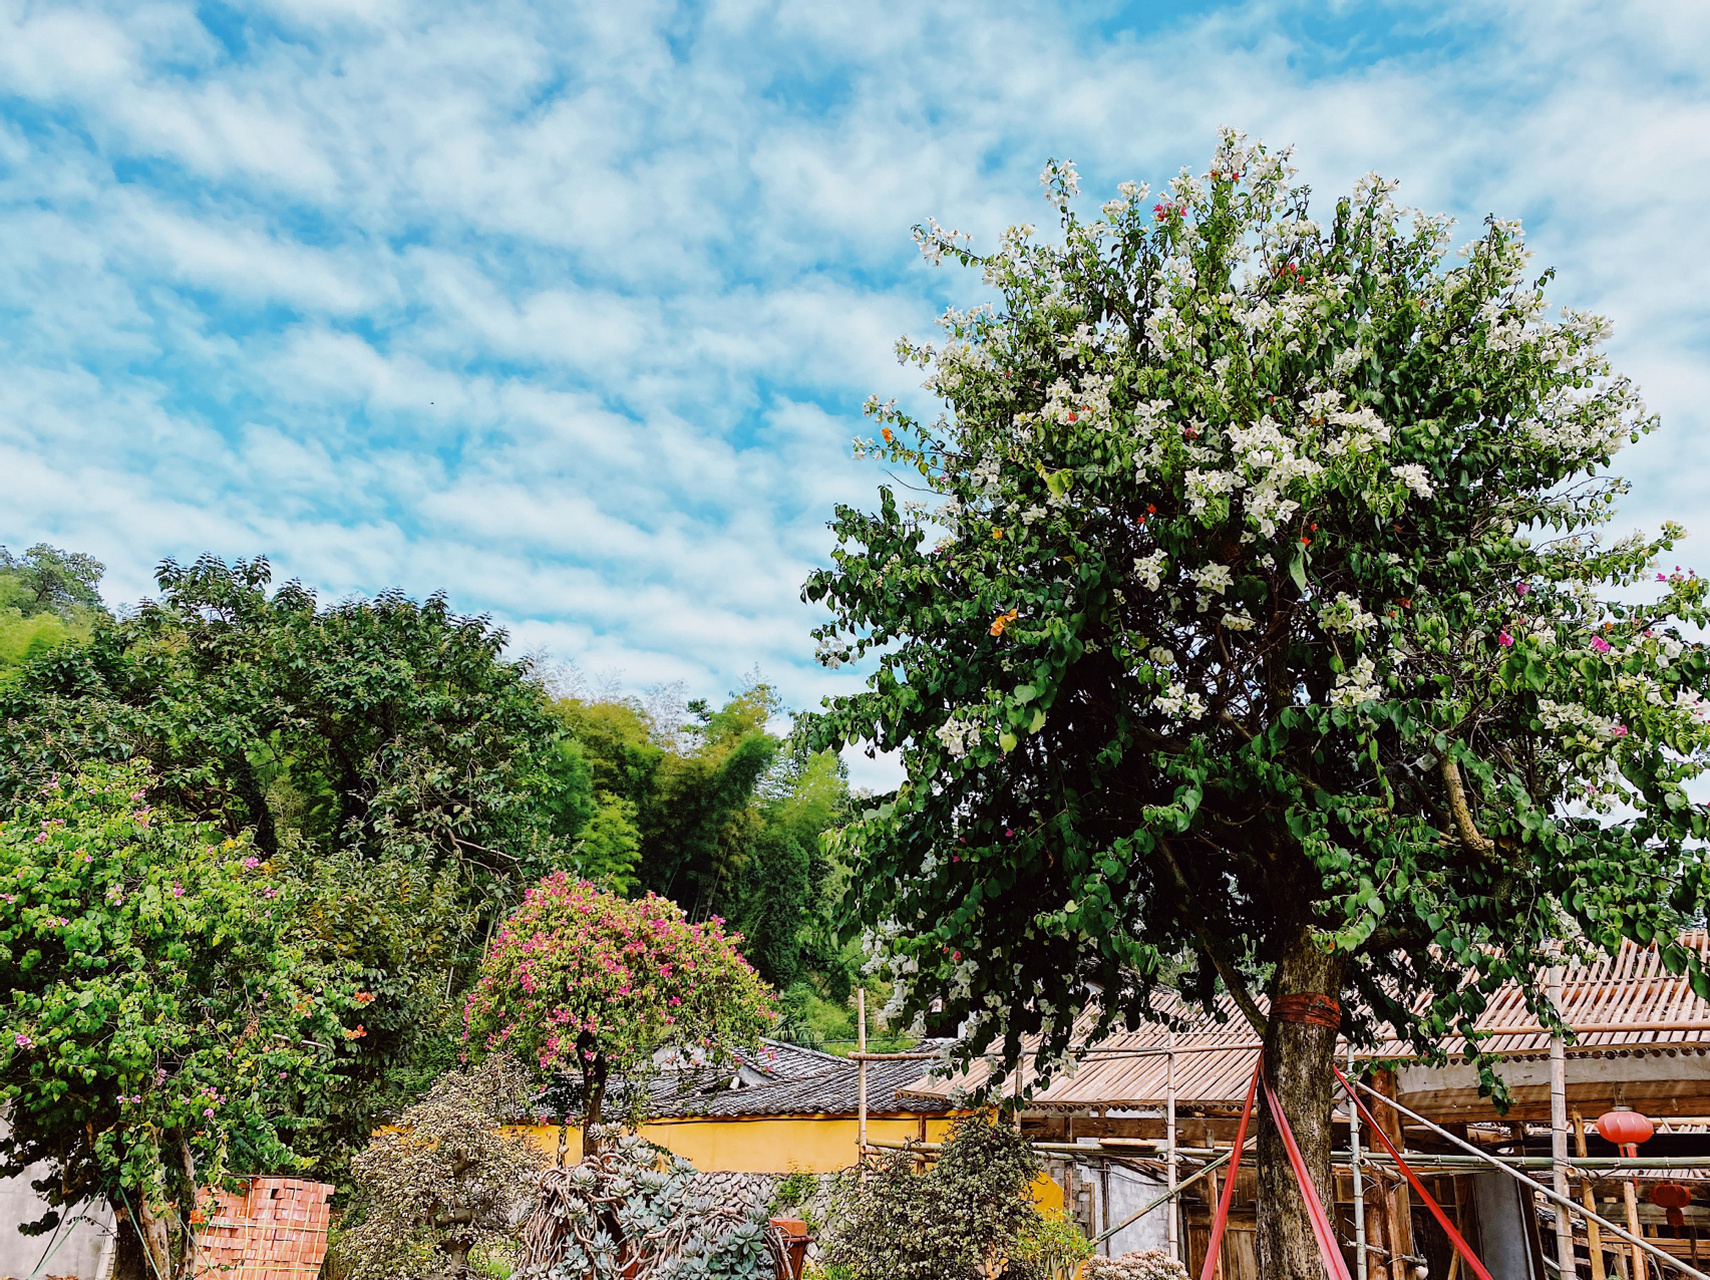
[1469,1172,1540,1280]
[1097,1161,1174,1256]
[0,1123,115,1280]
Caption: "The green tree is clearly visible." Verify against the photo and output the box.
[0,543,107,674]
[549,685,852,988]
[804,132,1710,1280]
[463,873,776,1158]
[0,544,105,619]
[0,762,360,1280]
[0,556,594,1172]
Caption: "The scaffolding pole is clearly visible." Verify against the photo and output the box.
[1551,968,1577,1280]
[856,987,867,1166]
[1166,1031,1179,1264]
[1350,1042,1368,1280]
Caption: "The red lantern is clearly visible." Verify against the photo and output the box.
[1597,1109,1655,1147]
[1651,1182,1693,1229]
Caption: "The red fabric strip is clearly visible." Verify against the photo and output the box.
[1262,1072,1355,1280]
[1333,1067,1497,1280]
[1273,993,1342,1028]
[1199,1054,1263,1280]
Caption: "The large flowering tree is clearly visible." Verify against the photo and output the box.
[804,132,1710,1280]
[463,873,775,1158]
[0,763,361,1280]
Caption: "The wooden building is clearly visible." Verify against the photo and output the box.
[895,937,1710,1280]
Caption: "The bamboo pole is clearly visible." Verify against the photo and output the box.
[1208,1163,1225,1280]
[1351,1042,1369,1280]
[1552,969,1577,1280]
[1347,1078,1710,1280]
[1167,1032,1179,1264]
[1625,1164,1647,1280]
[1576,1113,1608,1280]
[857,987,868,1165]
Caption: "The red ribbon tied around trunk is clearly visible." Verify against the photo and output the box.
[1260,1072,1355,1280]
[1273,993,1342,1028]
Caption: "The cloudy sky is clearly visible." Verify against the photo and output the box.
[2,0,1708,783]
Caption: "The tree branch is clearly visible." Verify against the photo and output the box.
[1156,836,1269,1038]
[1441,755,1496,859]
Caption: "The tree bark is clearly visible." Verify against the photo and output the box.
[112,1208,151,1280]
[581,1053,608,1160]
[1257,926,1345,1280]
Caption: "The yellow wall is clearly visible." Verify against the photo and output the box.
[518,1114,953,1174]
[516,1113,1063,1210]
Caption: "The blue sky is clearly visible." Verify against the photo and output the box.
[3,0,1709,786]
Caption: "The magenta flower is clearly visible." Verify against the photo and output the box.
[1498,631,1513,648]
[13,1032,33,1050]
[1591,636,1612,654]
[1515,582,1530,596]
[1612,725,1630,738]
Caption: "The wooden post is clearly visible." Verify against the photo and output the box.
[1551,970,1576,1280]
[1351,1044,1369,1280]
[857,987,868,1164]
[1372,1070,1414,1280]
[1167,1032,1180,1264]
[1206,1165,1225,1280]
[1574,1113,1608,1280]
[1623,1158,1646,1280]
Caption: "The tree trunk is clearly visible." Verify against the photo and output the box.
[1256,926,1345,1280]
[112,1209,151,1280]
[581,1054,608,1159]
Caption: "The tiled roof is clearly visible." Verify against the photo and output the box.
[739,1039,851,1080]
[895,936,1710,1114]
[651,1055,951,1118]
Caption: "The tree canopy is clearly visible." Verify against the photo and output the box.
[462,873,775,1156]
[0,761,361,1279]
[804,132,1710,1279]
[0,544,106,673]
[0,548,855,1189]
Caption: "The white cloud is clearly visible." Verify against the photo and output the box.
[3,0,1710,797]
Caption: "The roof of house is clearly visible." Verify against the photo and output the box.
[894,936,1710,1117]
[650,1050,951,1119]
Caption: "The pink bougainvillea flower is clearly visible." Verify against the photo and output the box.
[1612,726,1630,738]
[1591,636,1612,654]
[1498,631,1513,648]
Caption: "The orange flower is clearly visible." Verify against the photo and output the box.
[990,609,1018,637]
[881,427,893,442]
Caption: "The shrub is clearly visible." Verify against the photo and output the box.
[518,1132,775,1280]
[340,1055,548,1280]
[1015,1210,1095,1279]
[1084,1252,1190,1280]
[822,1115,1063,1280]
